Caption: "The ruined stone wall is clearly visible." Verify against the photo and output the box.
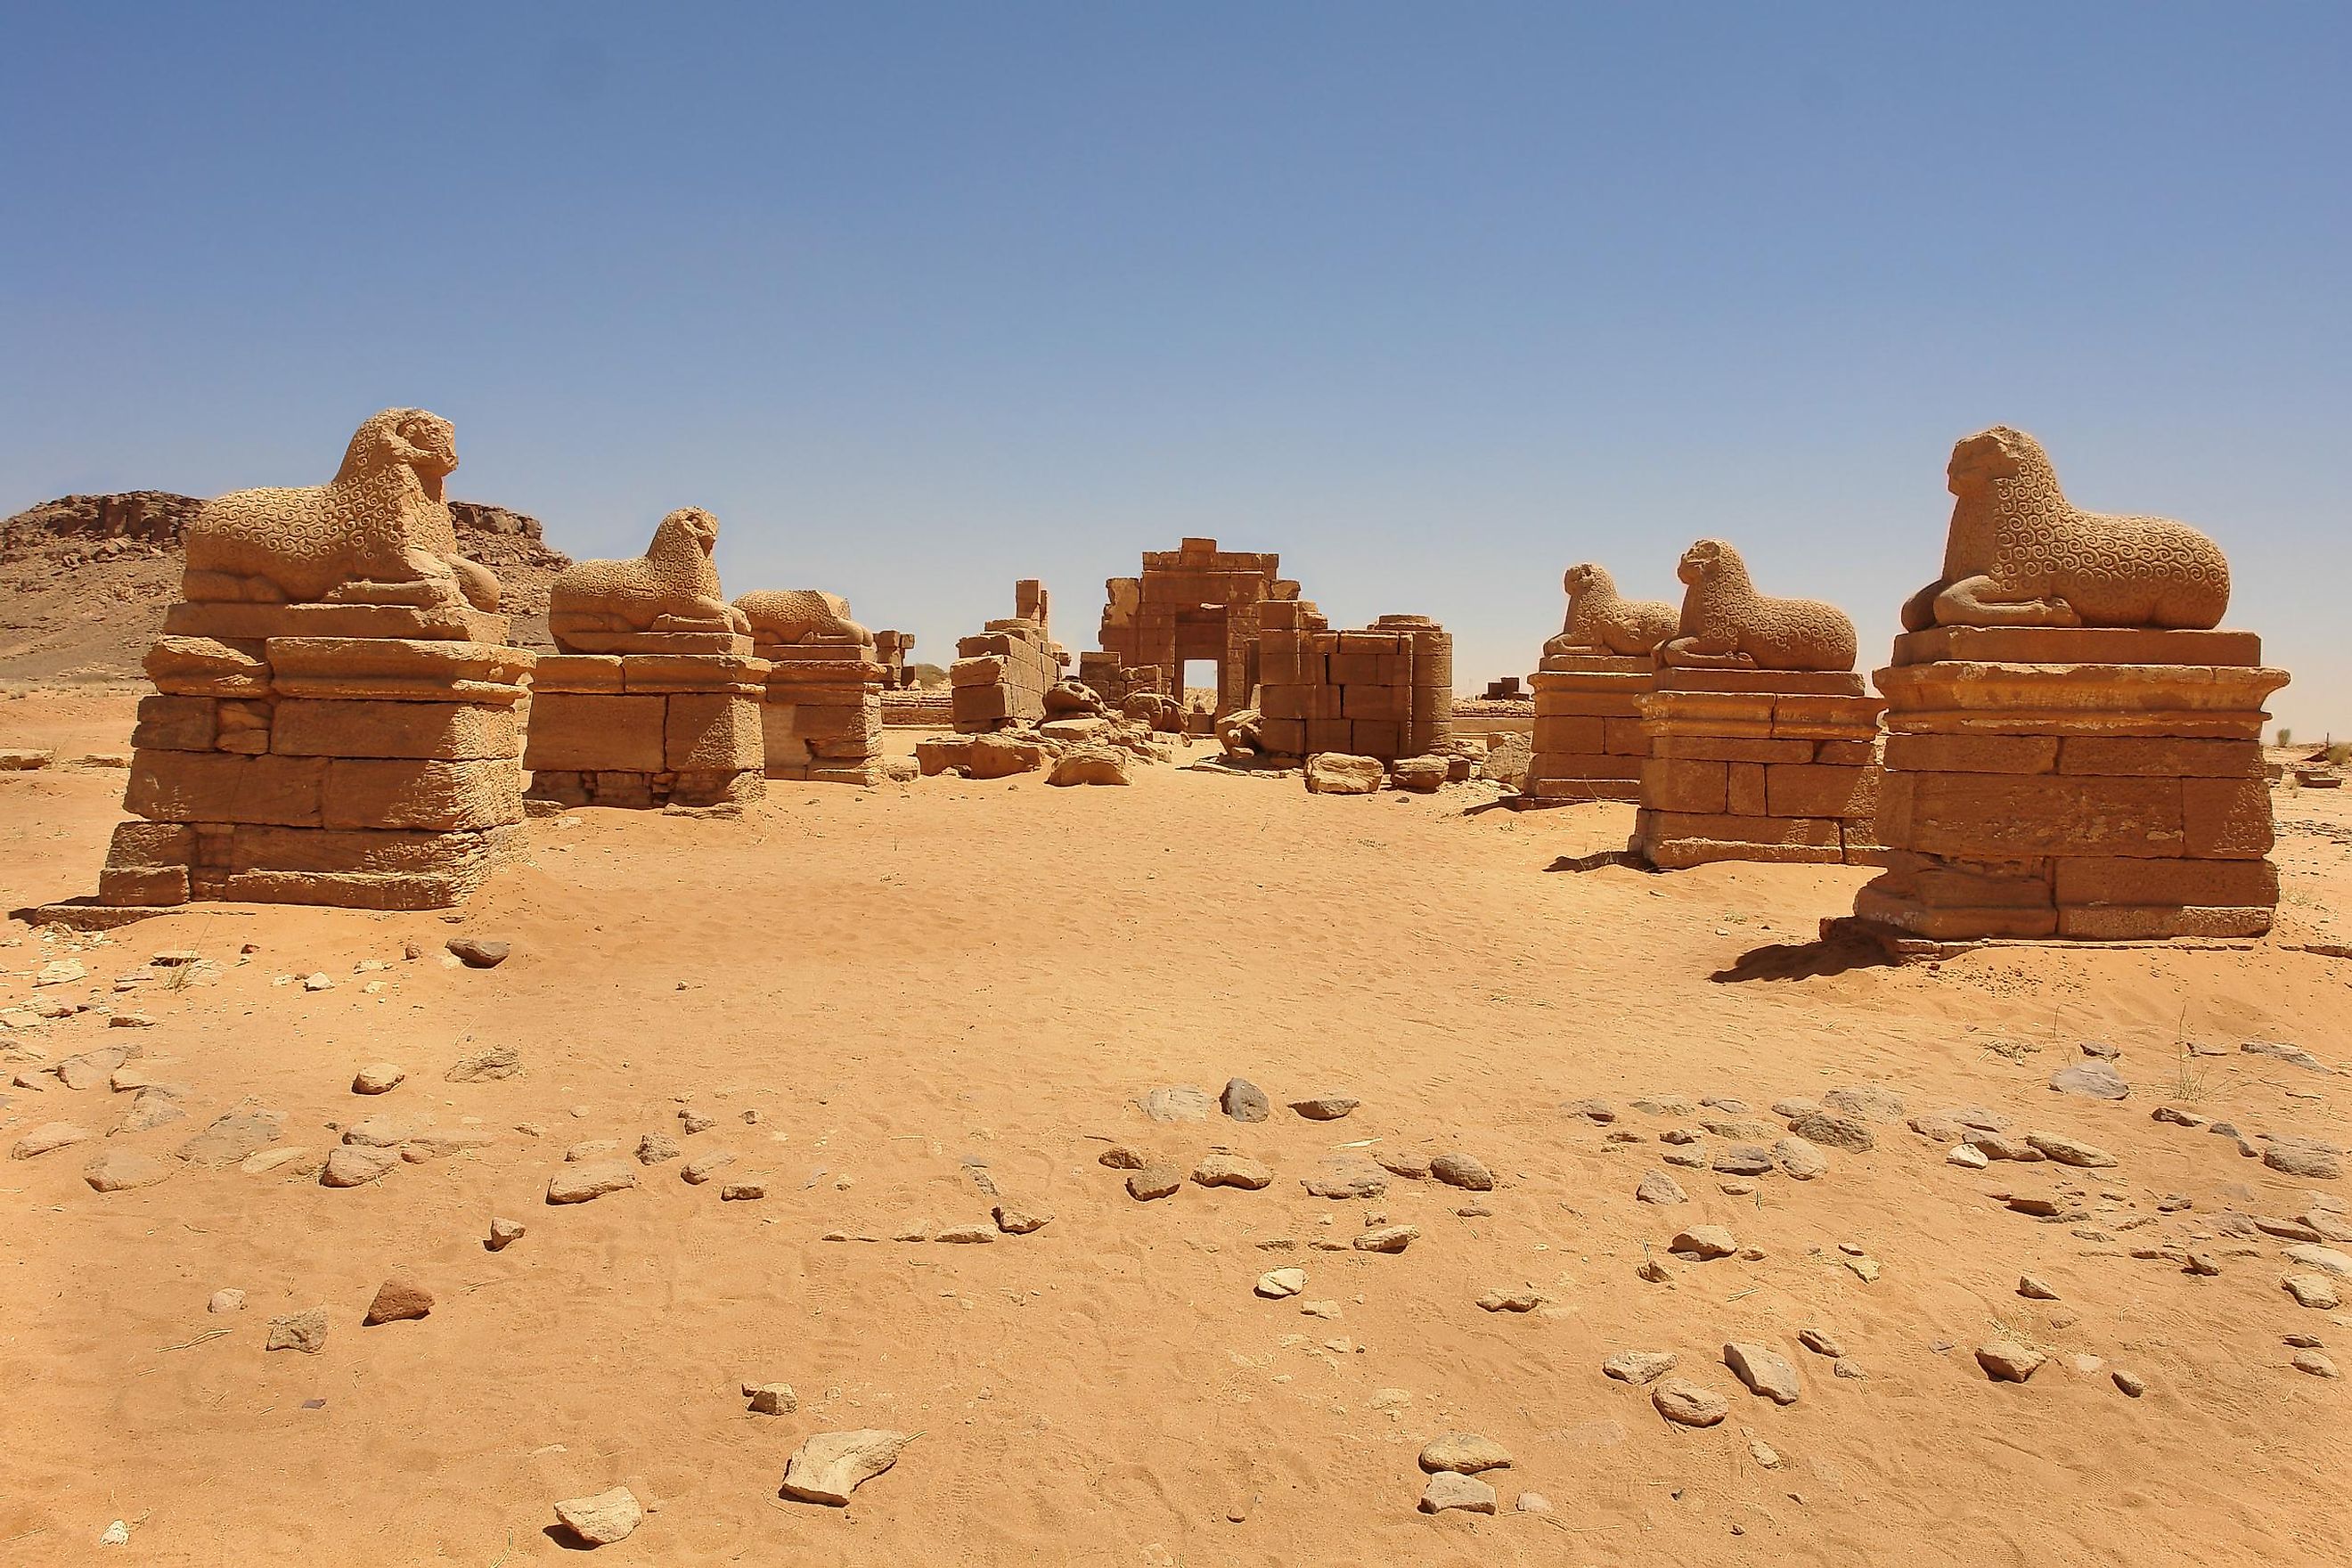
[1254,605,1451,762]
[951,580,1067,731]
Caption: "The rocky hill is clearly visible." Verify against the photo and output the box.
[0,493,571,681]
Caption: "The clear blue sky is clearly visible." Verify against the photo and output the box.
[5,4,2346,733]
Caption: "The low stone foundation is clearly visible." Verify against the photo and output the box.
[1520,652,1652,804]
[102,604,535,909]
[1853,626,2288,940]
[524,638,768,809]
[1630,670,1884,869]
[755,643,886,785]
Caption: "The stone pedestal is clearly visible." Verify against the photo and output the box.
[1852,626,2288,940]
[1631,670,1885,869]
[754,642,886,784]
[523,635,767,809]
[100,603,535,910]
[1521,652,1653,804]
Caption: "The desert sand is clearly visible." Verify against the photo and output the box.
[4,682,2348,1566]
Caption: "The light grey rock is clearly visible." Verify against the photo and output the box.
[780,1429,915,1506]
[2049,1061,2128,1100]
[1602,1350,1678,1384]
[1635,1169,1687,1205]
[1220,1078,1270,1123]
[548,1162,639,1205]
[1652,1377,1727,1427]
[1140,1085,1211,1123]
[552,1486,642,1546]
[1723,1342,1801,1405]
[1418,1471,1498,1515]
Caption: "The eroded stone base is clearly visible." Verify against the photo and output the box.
[1521,653,1651,805]
[524,651,768,811]
[1629,677,1884,869]
[96,631,535,911]
[1855,631,2288,941]
[755,645,886,785]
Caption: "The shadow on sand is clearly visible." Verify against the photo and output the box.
[1709,927,1898,984]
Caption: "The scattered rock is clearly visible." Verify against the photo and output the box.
[12,1121,91,1159]
[635,1132,682,1165]
[2291,1349,2340,1379]
[302,972,334,992]
[2049,1061,2128,1100]
[208,1287,245,1314]
[2283,1274,2340,1310]
[1418,1472,1498,1515]
[1603,1350,1678,1384]
[321,1145,398,1188]
[548,1162,639,1205]
[2005,1191,2066,1218]
[1220,1078,1270,1123]
[1476,1286,1541,1312]
[1193,1153,1273,1190]
[1652,1377,1728,1427]
[551,1486,641,1547]
[1289,1096,1359,1121]
[176,1104,284,1167]
[1127,1164,1183,1200]
[1354,1225,1417,1254]
[1774,1136,1829,1180]
[1373,1147,1431,1180]
[2265,1139,2344,1180]
[2151,1106,2209,1128]
[747,1382,798,1414]
[1256,1268,1306,1299]
[445,1045,521,1082]
[2113,1369,2147,1397]
[1948,1143,1989,1169]
[1418,1433,1511,1474]
[680,1151,736,1185]
[1797,1328,1844,1358]
[84,1149,174,1192]
[265,1307,329,1354]
[1822,1085,1905,1123]
[1303,1157,1387,1199]
[1516,1491,1553,1514]
[780,1429,916,1506]
[2242,1040,2327,1073]
[1139,1085,1211,1123]
[445,937,510,969]
[363,1274,433,1324]
[1723,1342,1801,1404]
[2026,1131,2119,1168]
[1712,1144,1775,1176]
[1670,1225,1736,1260]
[487,1217,526,1251]
[1563,1097,1617,1123]
[2284,1243,2352,1278]
[1427,1150,1495,1191]
[1975,1340,2046,1382]
[2184,1251,2223,1278]
[678,1107,716,1134]
[1636,1169,1687,1205]
[1304,753,1384,795]
[992,1201,1051,1235]
[1788,1110,1874,1153]
[1097,1144,1147,1170]
[2018,1274,2061,1300]
[350,1062,405,1095]
[721,1180,768,1202]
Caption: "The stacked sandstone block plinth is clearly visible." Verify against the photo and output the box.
[1254,605,1452,762]
[1522,563,1679,805]
[523,509,767,809]
[736,590,886,785]
[1631,540,1882,868]
[951,580,1068,731]
[100,409,534,909]
[1854,427,2289,941]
